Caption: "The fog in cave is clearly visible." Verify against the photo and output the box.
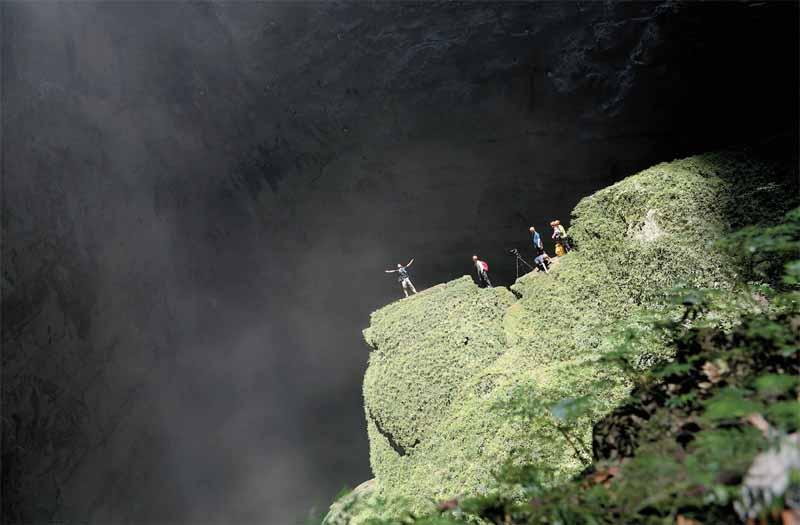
[2,2,798,524]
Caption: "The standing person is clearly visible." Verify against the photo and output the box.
[472,255,492,288]
[385,258,417,297]
[550,220,572,253]
[530,226,544,255]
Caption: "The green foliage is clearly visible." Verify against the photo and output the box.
[325,154,798,524]
[497,385,595,467]
[719,206,800,286]
[327,205,800,525]
[754,373,798,398]
[702,388,763,422]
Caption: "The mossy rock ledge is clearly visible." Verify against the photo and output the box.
[324,152,795,523]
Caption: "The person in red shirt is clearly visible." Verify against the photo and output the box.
[472,255,492,288]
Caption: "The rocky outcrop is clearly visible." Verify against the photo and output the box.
[326,152,797,522]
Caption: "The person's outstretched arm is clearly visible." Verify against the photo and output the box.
[406,258,414,267]
[385,268,398,273]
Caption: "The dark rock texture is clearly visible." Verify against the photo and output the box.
[1,1,797,523]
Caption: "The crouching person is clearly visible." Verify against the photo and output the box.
[534,253,551,273]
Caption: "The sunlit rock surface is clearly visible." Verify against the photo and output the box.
[325,152,796,522]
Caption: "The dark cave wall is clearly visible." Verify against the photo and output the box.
[2,2,798,524]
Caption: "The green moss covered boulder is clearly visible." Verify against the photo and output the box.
[324,152,795,523]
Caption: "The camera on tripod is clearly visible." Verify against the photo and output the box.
[507,247,534,278]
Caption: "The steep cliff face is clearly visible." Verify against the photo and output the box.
[329,152,796,522]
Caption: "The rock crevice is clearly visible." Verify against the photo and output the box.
[367,408,419,458]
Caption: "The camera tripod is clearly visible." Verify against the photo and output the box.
[510,249,535,279]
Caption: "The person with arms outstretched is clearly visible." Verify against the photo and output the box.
[385,258,417,297]
[472,255,492,287]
